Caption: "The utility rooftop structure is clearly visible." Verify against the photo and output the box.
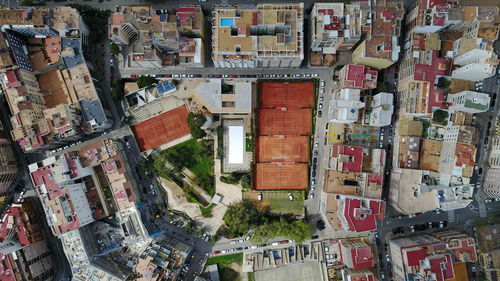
[212,4,304,68]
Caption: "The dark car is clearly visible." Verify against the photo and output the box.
[313,157,317,164]
[318,110,323,117]
[314,150,318,157]
[313,164,317,170]
[312,170,316,178]
[311,235,319,239]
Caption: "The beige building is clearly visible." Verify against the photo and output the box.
[193,79,253,114]
[212,4,304,68]
[108,5,205,70]
[389,168,473,215]
[0,121,18,209]
[0,7,109,152]
[489,136,500,168]
[309,2,370,66]
[351,0,404,69]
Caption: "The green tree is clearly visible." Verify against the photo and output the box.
[110,42,120,56]
[437,77,451,89]
[240,174,252,189]
[223,200,261,237]
[187,113,207,139]
[432,109,449,123]
[123,116,133,125]
[136,76,157,88]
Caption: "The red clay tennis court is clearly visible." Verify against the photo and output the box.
[257,136,309,163]
[254,163,308,190]
[132,106,191,151]
[259,81,314,108]
[258,108,311,136]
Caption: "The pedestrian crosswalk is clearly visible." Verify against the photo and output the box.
[478,203,487,217]
[447,209,455,223]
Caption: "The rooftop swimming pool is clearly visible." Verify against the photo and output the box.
[220,18,234,27]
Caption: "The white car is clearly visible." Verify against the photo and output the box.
[312,73,319,77]
[320,80,325,87]
[439,221,444,228]
[221,249,228,253]
[288,193,294,201]
[309,193,314,199]
[319,103,323,109]
[315,141,319,148]
[257,192,262,200]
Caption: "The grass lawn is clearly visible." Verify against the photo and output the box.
[200,203,215,217]
[157,139,215,196]
[206,253,243,281]
[178,139,213,179]
[261,191,305,215]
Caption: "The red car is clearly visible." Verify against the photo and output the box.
[164,74,172,78]
[130,74,137,78]
[279,240,288,244]
[213,250,221,255]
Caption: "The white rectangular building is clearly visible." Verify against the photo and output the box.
[227,126,244,165]
[447,91,490,114]
[369,92,394,127]
[329,88,365,123]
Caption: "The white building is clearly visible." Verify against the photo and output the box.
[329,88,365,123]
[369,92,394,127]
[193,79,252,114]
[447,91,490,114]
[451,38,498,81]
[489,136,500,168]
[484,168,500,199]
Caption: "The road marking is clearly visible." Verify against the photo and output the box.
[447,209,455,223]
[478,203,487,217]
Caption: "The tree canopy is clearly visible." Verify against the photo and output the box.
[433,109,449,123]
[223,200,313,242]
[223,200,262,237]
[136,76,158,88]
[187,113,207,139]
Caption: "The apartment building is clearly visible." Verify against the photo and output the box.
[476,224,500,281]
[339,64,378,90]
[0,121,17,210]
[406,0,499,33]
[489,136,500,168]
[389,231,477,281]
[397,50,451,117]
[451,37,498,81]
[329,88,365,124]
[28,138,137,236]
[212,4,304,68]
[0,7,109,152]
[352,0,404,69]
[0,197,55,281]
[447,91,490,114]
[309,2,370,66]
[0,239,55,281]
[483,168,500,199]
[369,92,394,127]
[109,6,205,70]
[389,168,474,214]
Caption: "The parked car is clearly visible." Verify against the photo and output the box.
[318,110,323,117]
[288,193,294,201]
[319,103,323,109]
[257,192,262,201]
